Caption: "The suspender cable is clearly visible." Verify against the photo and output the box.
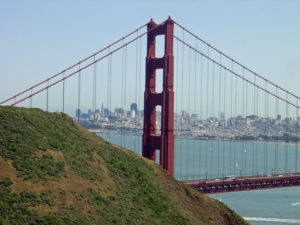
[106,50,110,140]
[205,46,210,179]
[109,50,113,142]
[211,63,215,178]
[241,68,245,176]
[121,41,125,147]
[199,54,203,179]
[266,83,269,174]
[175,38,179,176]
[78,64,81,122]
[175,34,179,133]
[285,93,289,173]
[138,35,142,155]
[62,72,65,113]
[234,64,237,176]
[263,81,267,175]
[93,56,97,120]
[134,31,139,152]
[275,87,278,174]
[273,98,277,175]
[245,71,248,176]
[46,80,49,112]
[134,31,138,152]
[193,41,197,180]
[296,99,299,173]
[223,68,226,178]
[253,74,256,175]
[187,47,191,179]
[180,30,184,180]
[230,61,233,175]
[124,45,128,148]
[29,88,33,108]
[218,55,222,178]
[256,83,259,175]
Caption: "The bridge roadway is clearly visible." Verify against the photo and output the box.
[184,173,300,194]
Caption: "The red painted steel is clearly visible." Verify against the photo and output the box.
[184,173,300,194]
[143,17,175,176]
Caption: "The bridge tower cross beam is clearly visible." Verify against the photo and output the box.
[142,17,175,176]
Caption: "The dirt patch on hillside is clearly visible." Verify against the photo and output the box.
[0,156,29,190]
[0,152,116,215]
[35,149,65,161]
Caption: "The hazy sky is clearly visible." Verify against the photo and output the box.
[0,0,299,115]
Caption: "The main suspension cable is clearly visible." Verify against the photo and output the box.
[174,21,300,102]
[10,21,167,107]
[173,36,300,109]
[1,23,148,105]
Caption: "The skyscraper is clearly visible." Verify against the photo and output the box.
[101,103,104,116]
[130,103,137,113]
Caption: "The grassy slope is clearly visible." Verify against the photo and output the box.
[0,106,249,225]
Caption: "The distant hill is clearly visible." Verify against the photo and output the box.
[0,106,249,225]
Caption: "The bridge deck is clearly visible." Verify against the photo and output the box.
[184,173,300,194]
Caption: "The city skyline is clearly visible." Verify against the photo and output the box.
[76,103,298,121]
[76,102,300,144]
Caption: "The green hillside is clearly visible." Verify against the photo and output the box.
[0,106,248,225]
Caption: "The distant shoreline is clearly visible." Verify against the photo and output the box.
[87,128,300,146]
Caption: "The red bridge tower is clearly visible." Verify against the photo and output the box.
[142,17,174,176]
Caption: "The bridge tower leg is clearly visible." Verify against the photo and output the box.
[142,17,174,176]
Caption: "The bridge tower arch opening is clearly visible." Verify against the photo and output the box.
[142,17,175,176]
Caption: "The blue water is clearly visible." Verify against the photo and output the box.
[211,187,300,225]
[97,132,300,225]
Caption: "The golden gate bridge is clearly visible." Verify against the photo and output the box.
[1,17,300,193]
